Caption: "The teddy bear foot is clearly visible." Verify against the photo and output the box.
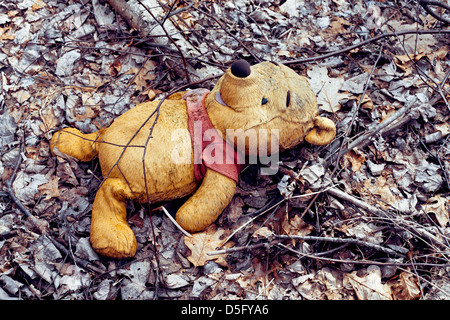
[89,178,138,259]
[90,223,137,259]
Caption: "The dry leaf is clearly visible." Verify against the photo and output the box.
[11,90,31,103]
[344,149,366,172]
[339,221,383,245]
[307,66,349,113]
[236,258,271,294]
[423,195,449,227]
[39,107,60,133]
[390,270,421,300]
[184,224,234,267]
[125,59,157,92]
[252,226,274,240]
[142,88,162,101]
[327,16,351,35]
[363,175,401,208]
[360,94,374,110]
[38,175,60,200]
[74,106,96,122]
[32,0,46,11]
[56,161,79,186]
[344,265,392,300]
[292,273,327,300]
[394,54,425,76]
[281,214,314,236]
[0,26,15,41]
[107,59,121,77]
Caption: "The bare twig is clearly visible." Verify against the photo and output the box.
[419,0,450,24]
[283,29,450,65]
[325,84,446,167]
[326,187,450,254]
[207,241,272,256]
[277,243,450,268]
[328,45,384,174]
[161,206,192,237]
[4,145,33,220]
[326,104,414,166]
[275,234,407,257]
[326,187,389,217]
[136,0,191,82]
[209,233,406,257]
[4,145,103,274]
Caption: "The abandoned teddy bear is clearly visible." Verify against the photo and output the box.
[50,60,336,259]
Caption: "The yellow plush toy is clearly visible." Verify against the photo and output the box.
[50,60,336,259]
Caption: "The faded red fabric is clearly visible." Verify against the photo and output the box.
[184,90,242,183]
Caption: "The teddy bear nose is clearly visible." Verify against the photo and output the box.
[231,60,251,78]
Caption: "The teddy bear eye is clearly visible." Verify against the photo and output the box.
[262,97,268,105]
[286,90,291,107]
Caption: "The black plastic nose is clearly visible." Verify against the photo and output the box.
[230,60,251,78]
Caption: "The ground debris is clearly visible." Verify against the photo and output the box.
[0,0,449,301]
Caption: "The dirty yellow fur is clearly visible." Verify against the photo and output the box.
[50,61,336,259]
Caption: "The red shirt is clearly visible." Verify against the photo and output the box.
[184,90,242,183]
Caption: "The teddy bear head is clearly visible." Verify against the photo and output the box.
[204,60,336,156]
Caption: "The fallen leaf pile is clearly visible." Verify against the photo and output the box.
[0,0,449,300]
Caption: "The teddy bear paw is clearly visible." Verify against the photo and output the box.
[90,223,137,259]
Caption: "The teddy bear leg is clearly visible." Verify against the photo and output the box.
[176,169,237,233]
[89,178,137,259]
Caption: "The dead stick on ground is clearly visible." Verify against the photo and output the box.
[275,234,407,257]
[325,102,422,166]
[221,185,338,246]
[419,0,450,24]
[5,146,33,220]
[284,29,450,65]
[329,45,384,175]
[161,206,192,237]
[209,233,406,257]
[3,144,103,274]
[327,187,450,253]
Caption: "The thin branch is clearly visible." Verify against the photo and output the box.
[209,232,406,257]
[283,29,450,65]
[136,0,191,82]
[275,234,407,257]
[4,145,33,220]
[207,241,271,256]
[329,45,384,174]
[161,206,192,237]
[419,0,450,24]
[324,87,446,166]
[326,187,450,253]
[277,243,450,268]
[326,104,413,166]
[4,144,103,274]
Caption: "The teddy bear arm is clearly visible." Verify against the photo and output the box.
[50,127,100,162]
[175,169,237,233]
[305,116,336,146]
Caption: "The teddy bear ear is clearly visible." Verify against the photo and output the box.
[305,117,336,146]
[230,60,251,78]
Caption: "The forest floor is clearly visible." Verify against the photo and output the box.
[0,0,449,300]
